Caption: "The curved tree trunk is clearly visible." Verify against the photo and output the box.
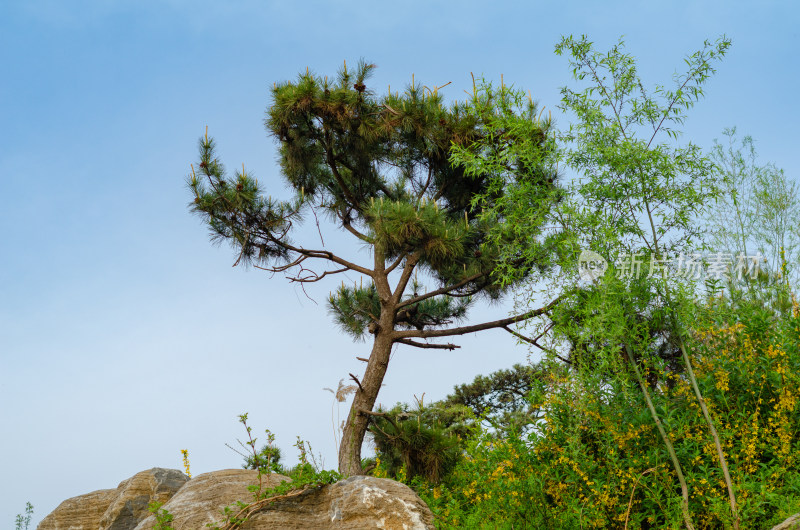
[338,315,395,476]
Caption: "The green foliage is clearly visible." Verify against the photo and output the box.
[147,501,175,530]
[327,278,472,340]
[397,33,792,530]
[706,127,800,288]
[450,78,566,287]
[441,363,545,434]
[14,502,33,530]
[548,272,686,378]
[327,282,381,340]
[411,285,800,529]
[227,413,283,474]
[268,436,342,499]
[210,414,341,530]
[550,34,740,528]
[369,364,547,484]
[369,401,468,484]
[451,43,738,526]
[241,443,282,473]
[554,34,730,263]
[188,60,557,299]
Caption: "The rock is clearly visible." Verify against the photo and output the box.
[42,469,434,530]
[133,469,291,530]
[38,488,118,530]
[100,468,189,529]
[242,475,434,529]
[38,468,189,530]
[773,513,800,530]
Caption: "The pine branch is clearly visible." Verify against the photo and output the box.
[394,291,573,340]
[396,269,490,309]
[324,142,361,210]
[342,219,371,242]
[391,251,423,302]
[384,252,407,276]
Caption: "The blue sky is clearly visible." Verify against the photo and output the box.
[1,0,797,524]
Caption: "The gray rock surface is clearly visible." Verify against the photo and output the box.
[242,475,435,529]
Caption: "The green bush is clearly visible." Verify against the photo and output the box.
[400,289,800,529]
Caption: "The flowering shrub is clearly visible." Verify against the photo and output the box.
[396,289,800,528]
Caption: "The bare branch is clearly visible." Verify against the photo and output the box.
[289,266,349,284]
[349,373,365,393]
[416,164,434,201]
[502,324,570,364]
[309,202,326,246]
[384,252,406,276]
[396,269,490,309]
[280,242,375,277]
[394,291,573,340]
[359,408,400,432]
[391,251,422,303]
[342,219,371,242]
[395,338,460,350]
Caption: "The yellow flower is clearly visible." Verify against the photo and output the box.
[181,449,191,478]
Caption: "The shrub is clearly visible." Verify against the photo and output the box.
[398,287,800,528]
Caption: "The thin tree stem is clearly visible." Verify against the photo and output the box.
[677,338,739,528]
[624,344,694,530]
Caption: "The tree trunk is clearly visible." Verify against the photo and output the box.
[338,317,395,476]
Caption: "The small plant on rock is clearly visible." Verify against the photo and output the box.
[147,501,175,530]
[211,413,342,530]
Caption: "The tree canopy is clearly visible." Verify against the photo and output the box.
[188,60,567,474]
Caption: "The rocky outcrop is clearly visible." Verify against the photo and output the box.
[41,468,434,530]
[242,475,435,529]
[133,469,290,529]
[38,468,188,530]
[773,513,800,530]
[37,488,118,529]
[100,468,190,529]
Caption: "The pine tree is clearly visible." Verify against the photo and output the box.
[188,61,565,475]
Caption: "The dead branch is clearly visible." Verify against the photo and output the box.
[349,373,364,393]
[359,408,400,432]
[396,269,489,309]
[395,338,460,350]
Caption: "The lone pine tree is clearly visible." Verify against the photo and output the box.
[188,61,565,475]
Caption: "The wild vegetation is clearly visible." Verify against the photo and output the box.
[367,36,800,529]
[183,34,800,529]
[371,282,799,528]
[14,503,33,530]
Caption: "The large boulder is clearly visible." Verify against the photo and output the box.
[100,468,190,529]
[243,475,435,529]
[133,469,290,529]
[38,468,188,530]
